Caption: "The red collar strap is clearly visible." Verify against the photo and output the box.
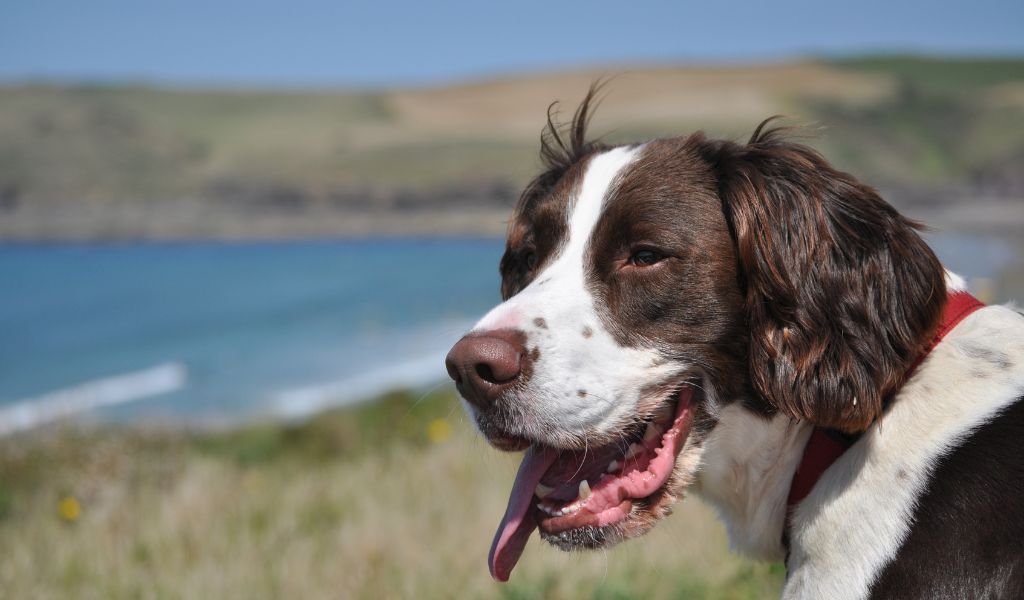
[784,291,985,533]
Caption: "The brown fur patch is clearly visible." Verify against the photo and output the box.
[585,137,752,408]
[698,121,945,432]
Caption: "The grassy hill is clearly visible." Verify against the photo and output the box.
[0,56,1022,239]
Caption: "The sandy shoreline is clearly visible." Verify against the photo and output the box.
[0,203,513,241]
[0,196,1020,241]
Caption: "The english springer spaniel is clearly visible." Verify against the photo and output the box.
[444,88,1024,598]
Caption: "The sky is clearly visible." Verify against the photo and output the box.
[2,0,1023,87]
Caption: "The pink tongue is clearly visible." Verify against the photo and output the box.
[488,445,558,582]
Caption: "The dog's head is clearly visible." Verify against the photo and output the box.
[445,89,946,581]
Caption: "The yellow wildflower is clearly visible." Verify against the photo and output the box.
[59,496,81,522]
[426,418,452,444]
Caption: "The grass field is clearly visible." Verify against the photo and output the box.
[0,389,784,599]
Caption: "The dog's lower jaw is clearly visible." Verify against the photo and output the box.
[537,442,703,552]
[539,493,667,552]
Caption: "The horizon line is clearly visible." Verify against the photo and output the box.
[2,50,1022,92]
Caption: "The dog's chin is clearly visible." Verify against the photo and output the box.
[464,402,531,451]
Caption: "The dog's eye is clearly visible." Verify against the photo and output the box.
[523,250,538,272]
[629,249,664,267]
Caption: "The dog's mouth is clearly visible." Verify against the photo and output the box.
[488,384,696,581]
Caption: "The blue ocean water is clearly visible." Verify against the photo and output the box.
[0,239,504,427]
[0,233,1013,431]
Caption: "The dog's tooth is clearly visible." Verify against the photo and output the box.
[643,422,663,444]
[625,443,643,459]
[578,479,592,500]
[607,460,621,473]
[535,483,554,499]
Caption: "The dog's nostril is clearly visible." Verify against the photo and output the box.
[475,363,497,384]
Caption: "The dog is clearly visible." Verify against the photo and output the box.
[444,88,1024,598]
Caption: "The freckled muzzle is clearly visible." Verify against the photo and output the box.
[445,304,704,582]
[444,329,699,584]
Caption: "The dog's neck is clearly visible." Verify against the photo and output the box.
[693,288,987,561]
[694,404,812,560]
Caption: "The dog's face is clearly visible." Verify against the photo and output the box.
[446,93,946,581]
[476,140,747,446]
[468,138,747,577]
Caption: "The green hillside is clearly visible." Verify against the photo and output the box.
[0,56,1021,238]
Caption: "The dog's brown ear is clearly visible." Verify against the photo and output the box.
[701,120,946,433]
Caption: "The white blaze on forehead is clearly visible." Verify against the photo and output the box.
[470,144,681,439]
[562,145,643,273]
[475,144,642,332]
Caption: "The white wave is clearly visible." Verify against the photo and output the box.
[270,316,474,421]
[271,352,451,420]
[0,362,188,436]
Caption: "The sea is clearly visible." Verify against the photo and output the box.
[0,234,1014,434]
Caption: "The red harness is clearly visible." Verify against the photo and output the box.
[784,291,986,536]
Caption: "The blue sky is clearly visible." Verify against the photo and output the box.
[2,0,1023,87]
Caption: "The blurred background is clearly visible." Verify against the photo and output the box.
[1,1,1022,597]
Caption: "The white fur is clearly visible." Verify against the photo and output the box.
[783,305,1024,599]
[470,145,687,441]
[696,406,812,560]
[945,269,968,292]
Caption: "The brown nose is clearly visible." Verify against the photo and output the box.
[445,331,524,409]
